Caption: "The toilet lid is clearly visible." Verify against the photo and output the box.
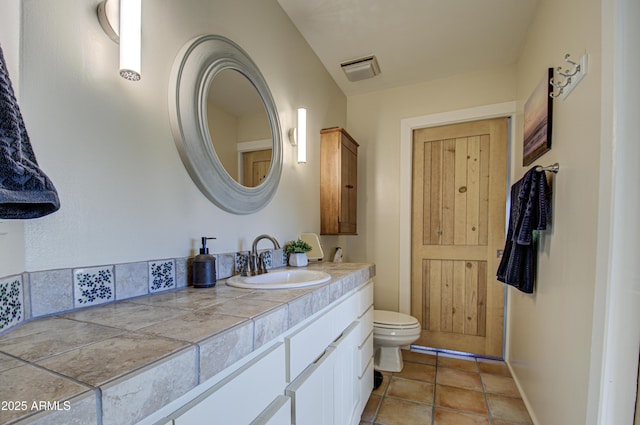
[374,310,419,327]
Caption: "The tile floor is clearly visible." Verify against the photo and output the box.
[360,348,533,425]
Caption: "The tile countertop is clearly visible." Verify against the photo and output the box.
[0,262,375,425]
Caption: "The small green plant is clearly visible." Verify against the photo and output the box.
[284,239,312,254]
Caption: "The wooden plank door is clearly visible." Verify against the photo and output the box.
[411,118,508,357]
[243,149,272,187]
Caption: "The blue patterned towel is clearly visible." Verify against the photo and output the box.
[496,167,552,293]
[0,44,59,219]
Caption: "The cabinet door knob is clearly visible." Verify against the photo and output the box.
[345,184,354,189]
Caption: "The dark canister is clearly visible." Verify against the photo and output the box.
[192,237,216,288]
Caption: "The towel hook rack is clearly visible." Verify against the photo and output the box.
[535,163,560,173]
[549,53,588,99]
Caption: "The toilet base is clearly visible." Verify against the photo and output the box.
[374,346,405,372]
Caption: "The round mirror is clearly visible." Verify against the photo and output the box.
[169,35,282,214]
[207,69,272,187]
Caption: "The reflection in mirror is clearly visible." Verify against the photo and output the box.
[207,70,272,187]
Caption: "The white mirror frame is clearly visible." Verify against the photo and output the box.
[168,35,282,214]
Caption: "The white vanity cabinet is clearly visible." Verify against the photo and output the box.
[249,396,292,425]
[357,307,375,416]
[172,343,287,425]
[155,280,373,425]
[285,281,373,425]
[286,346,336,425]
[330,322,361,424]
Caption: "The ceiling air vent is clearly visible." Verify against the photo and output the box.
[340,55,381,82]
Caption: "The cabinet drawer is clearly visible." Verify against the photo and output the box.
[287,289,360,381]
[173,343,285,424]
[358,331,374,378]
[357,306,374,345]
[332,281,372,339]
[357,358,374,416]
[249,395,291,425]
[286,307,336,381]
[357,282,374,317]
[286,347,336,425]
[360,358,374,396]
[331,290,359,337]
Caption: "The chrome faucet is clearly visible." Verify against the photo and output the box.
[249,234,280,275]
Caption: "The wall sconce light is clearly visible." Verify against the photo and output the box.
[288,108,307,164]
[97,0,142,81]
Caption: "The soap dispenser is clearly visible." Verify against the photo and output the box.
[192,237,217,288]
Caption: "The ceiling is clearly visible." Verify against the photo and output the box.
[277,0,540,97]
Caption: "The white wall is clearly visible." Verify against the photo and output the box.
[588,0,640,423]
[0,0,347,275]
[346,65,516,311]
[507,0,603,424]
[207,103,239,180]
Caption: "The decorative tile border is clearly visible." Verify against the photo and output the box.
[175,258,189,289]
[234,249,285,274]
[30,269,73,317]
[73,266,115,308]
[148,260,176,293]
[0,248,286,333]
[261,251,273,269]
[274,249,287,268]
[0,276,23,331]
[115,262,148,300]
[235,252,249,275]
[216,254,236,281]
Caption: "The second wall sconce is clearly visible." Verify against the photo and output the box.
[289,108,307,164]
[97,0,142,81]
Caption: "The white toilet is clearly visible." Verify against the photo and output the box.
[373,310,421,372]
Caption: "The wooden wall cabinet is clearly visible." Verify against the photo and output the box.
[320,127,359,235]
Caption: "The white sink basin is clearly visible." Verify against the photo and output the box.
[226,269,331,289]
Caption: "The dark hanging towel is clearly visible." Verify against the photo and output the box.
[497,167,551,293]
[0,44,60,219]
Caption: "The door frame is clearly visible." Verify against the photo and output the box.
[236,138,272,184]
[398,102,516,318]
